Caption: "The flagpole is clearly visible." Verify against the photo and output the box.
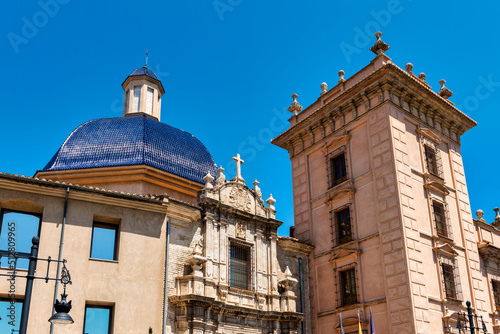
[370,306,376,334]
[358,309,363,334]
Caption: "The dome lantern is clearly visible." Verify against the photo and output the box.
[121,64,165,121]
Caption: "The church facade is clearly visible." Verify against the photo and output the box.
[272,32,500,334]
[0,65,311,333]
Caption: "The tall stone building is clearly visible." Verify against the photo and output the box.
[0,65,311,333]
[272,32,497,333]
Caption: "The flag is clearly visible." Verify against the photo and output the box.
[370,306,376,334]
[358,309,362,334]
[339,312,345,334]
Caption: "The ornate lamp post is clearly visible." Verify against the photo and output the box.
[0,236,73,333]
[457,301,488,333]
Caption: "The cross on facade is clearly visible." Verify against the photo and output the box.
[232,153,245,183]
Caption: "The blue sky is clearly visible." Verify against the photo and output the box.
[1,0,500,238]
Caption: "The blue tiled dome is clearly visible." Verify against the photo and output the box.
[42,115,217,184]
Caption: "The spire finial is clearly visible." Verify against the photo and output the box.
[145,50,149,68]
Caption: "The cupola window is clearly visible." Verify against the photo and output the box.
[146,87,154,115]
[133,86,141,113]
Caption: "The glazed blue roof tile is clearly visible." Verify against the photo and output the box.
[129,67,159,81]
[42,115,217,184]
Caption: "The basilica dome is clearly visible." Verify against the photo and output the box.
[41,114,217,184]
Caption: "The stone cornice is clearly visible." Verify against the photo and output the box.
[35,164,203,198]
[273,62,476,153]
[0,172,168,213]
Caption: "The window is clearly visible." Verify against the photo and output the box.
[492,280,500,309]
[91,222,118,261]
[0,210,41,269]
[335,207,352,245]
[326,146,349,189]
[340,268,357,306]
[0,299,22,333]
[442,263,457,299]
[330,153,347,187]
[424,144,443,178]
[229,241,251,290]
[146,87,153,115]
[84,305,112,334]
[432,201,448,238]
[133,86,141,112]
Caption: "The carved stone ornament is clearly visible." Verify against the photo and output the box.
[219,289,227,301]
[338,70,345,83]
[405,63,413,74]
[236,221,247,239]
[203,171,214,189]
[287,93,303,116]
[493,208,500,228]
[229,186,252,212]
[214,165,226,187]
[370,31,390,55]
[257,295,266,310]
[438,79,453,99]
[320,82,328,95]
[253,179,262,199]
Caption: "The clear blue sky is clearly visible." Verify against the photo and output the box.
[1,0,499,237]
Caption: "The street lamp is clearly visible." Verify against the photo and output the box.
[49,256,73,325]
[0,236,74,333]
[48,290,73,325]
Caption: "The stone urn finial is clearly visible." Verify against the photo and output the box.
[438,79,453,99]
[320,82,328,95]
[214,165,226,186]
[405,63,413,74]
[338,70,345,83]
[370,31,390,55]
[476,209,485,220]
[287,93,303,116]
[493,208,500,228]
[266,194,276,210]
[253,179,262,199]
[279,266,298,295]
[203,171,214,189]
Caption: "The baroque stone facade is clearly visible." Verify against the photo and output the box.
[171,160,313,334]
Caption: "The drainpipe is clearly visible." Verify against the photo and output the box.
[49,186,70,334]
[299,255,305,334]
[163,219,171,334]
